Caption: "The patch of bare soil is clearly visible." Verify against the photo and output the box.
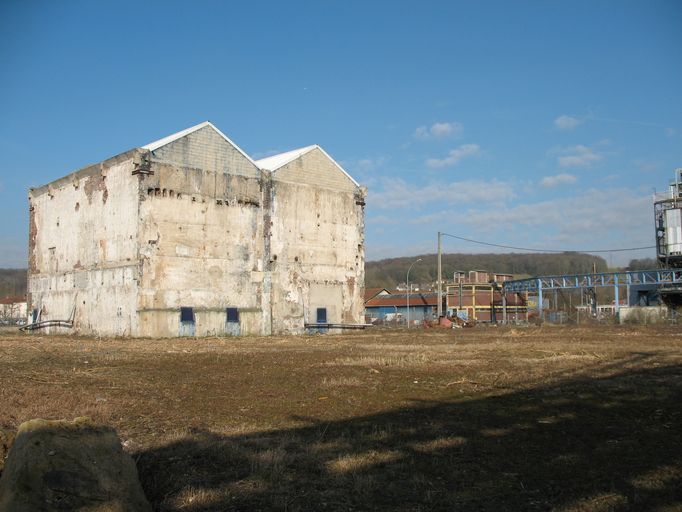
[1,325,681,510]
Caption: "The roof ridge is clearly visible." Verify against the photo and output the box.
[255,145,318,171]
[141,121,259,168]
[256,144,360,187]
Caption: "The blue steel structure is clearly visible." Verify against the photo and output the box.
[502,269,682,318]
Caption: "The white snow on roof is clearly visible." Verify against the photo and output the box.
[141,121,258,167]
[255,145,317,171]
[256,145,359,187]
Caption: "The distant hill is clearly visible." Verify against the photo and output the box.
[365,253,608,289]
[0,269,27,298]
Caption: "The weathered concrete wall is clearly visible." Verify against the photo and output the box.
[268,149,365,334]
[149,124,259,178]
[28,152,140,336]
[272,147,358,193]
[28,125,365,337]
[136,131,266,336]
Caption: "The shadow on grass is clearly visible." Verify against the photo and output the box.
[137,364,682,511]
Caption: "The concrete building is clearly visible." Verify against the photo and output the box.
[28,122,366,337]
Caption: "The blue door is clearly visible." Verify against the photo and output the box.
[225,307,240,336]
[179,307,196,336]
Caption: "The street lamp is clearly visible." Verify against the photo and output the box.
[406,258,422,329]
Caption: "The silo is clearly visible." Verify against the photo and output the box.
[655,169,682,267]
[654,168,682,306]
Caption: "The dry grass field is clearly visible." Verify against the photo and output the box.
[1,325,681,511]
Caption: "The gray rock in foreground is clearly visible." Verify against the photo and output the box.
[0,417,151,512]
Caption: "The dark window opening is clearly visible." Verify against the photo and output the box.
[180,307,195,323]
[226,307,239,323]
[316,307,327,324]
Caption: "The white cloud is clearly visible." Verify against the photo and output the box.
[414,126,429,139]
[431,122,460,138]
[557,145,602,168]
[461,188,650,241]
[554,115,583,130]
[414,121,463,140]
[366,188,654,265]
[355,156,388,172]
[426,144,480,168]
[369,177,514,209]
[540,173,577,188]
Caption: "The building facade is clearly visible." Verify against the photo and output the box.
[28,122,366,337]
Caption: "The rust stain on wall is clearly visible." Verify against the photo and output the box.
[28,203,37,273]
[83,172,108,205]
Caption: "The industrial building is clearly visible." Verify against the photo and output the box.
[446,270,527,322]
[27,122,366,337]
[364,291,439,324]
[364,270,527,325]
[654,168,682,305]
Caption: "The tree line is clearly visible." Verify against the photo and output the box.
[0,269,27,298]
[366,252,616,289]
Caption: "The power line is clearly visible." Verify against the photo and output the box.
[440,232,655,254]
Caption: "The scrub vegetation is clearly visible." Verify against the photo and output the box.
[0,326,680,511]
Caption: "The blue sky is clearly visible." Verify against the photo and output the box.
[1,0,680,267]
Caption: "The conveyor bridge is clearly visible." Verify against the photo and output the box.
[501,269,682,315]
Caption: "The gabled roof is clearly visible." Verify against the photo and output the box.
[256,145,317,171]
[142,121,259,168]
[364,287,390,303]
[255,145,360,187]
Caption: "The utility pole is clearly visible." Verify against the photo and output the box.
[406,258,422,329]
[437,231,442,318]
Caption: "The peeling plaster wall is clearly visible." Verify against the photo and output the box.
[135,127,265,337]
[268,150,365,334]
[27,128,365,338]
[27,153,140,336]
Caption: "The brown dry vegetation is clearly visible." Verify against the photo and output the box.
[0,325,681,511]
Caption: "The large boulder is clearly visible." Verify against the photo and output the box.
[0,417,151,512]
[0,428,15,473]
